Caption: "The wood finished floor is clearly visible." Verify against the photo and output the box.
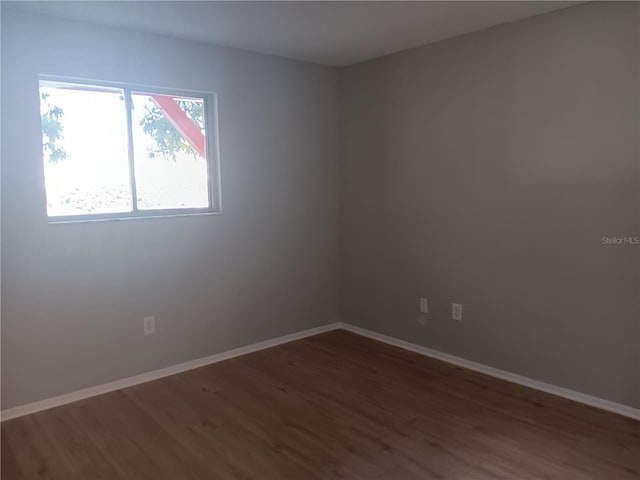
[2,330,639,480]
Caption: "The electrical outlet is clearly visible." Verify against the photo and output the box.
[144,316,156,334]
[452,303,462,321]
[417,316,426,326]
[419,298,429,314]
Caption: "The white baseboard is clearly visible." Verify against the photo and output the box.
[3,321,638,422]
[340,323,640,421]
[0,322,342,421]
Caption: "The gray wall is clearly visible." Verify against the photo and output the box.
[3,3,639,412]
[340,2,640,408]
[1,10,340,408]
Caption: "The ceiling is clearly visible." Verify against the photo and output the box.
[4,1,580,66]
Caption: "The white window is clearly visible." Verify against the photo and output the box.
[39,77,220,221]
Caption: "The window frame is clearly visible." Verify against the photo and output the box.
[39,75,222,223]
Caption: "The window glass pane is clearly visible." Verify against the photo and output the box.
[39,81,132,217]
[131,92,210,210]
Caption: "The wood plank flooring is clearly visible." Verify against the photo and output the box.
[2,329,639,479]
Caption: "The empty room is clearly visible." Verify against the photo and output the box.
[1,1,639,478]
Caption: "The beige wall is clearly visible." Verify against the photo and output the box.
[340,2,640,408]
[1,10,340,408]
